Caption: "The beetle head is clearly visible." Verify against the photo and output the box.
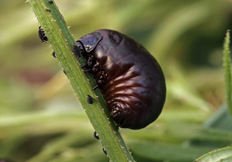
[77,32,102,53]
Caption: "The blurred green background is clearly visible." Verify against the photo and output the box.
[0,0,232,161]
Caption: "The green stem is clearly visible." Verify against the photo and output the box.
[27,0,134,161]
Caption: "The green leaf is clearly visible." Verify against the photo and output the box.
[204,105,232,131]
[195,146,232,162]
[129,141,212,162]
[223,30,232,117]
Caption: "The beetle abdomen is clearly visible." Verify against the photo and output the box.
[78,29,166,129]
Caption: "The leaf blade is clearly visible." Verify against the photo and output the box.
[223,30,232,117]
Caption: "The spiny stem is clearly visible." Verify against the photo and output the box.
[27,0,134,161]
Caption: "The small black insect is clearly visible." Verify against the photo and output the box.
[93,131,99,140]
[77,29,166,129]
[102,148,107,155]
[52,51,57,58]
[38,26,48,42]
[87,95,93,104]
[49,0,53,4]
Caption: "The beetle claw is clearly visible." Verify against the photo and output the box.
[84,69,91,73]
[81,63,87,68]
[92,84,99,90]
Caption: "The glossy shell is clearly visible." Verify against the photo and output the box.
[77,29,166,129]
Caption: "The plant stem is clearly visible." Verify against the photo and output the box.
[27,0,134,161]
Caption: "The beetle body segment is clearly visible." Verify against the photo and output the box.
[78,29,166,129]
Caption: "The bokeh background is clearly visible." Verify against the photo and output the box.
[0,0,232,161]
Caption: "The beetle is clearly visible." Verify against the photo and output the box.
[77,29,166,129]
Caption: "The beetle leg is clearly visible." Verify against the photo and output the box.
[97,79,105,85]
[81,63,88,68]
[110,106,125,127]
[84,69,91,73]
[91,63,100,73]
[87,56,94,67]
[92,84,99,90]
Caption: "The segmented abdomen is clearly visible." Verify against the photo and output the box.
[93,30,166,129]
